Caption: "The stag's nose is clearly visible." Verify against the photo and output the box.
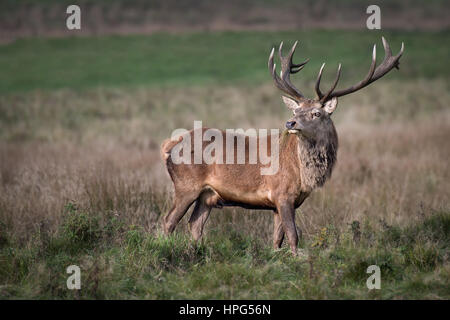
[286,121,296,129]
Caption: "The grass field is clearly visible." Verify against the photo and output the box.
[0,30,449,299]
[1,30,449,93]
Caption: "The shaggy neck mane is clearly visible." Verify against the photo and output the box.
[281,129,338,192]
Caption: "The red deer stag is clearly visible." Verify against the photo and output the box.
[161,37,404,255]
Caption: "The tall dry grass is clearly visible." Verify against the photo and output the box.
[0,79,448,245]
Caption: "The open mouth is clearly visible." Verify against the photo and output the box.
[288,129,300,133]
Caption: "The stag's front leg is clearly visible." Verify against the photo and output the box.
[273,212,285,249]
[276,201,298,255]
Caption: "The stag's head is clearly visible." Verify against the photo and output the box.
[269,37,404,140]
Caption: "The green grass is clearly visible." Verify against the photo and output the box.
[0,202,448,299]
[1,30,449,94]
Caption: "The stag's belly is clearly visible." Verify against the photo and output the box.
[203,177,275,210]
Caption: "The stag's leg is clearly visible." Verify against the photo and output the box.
[188,199,212,241]
[273,212,285,249]
[277,202,298,255]
[163,192,199,235]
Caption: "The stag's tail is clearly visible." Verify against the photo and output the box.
[160,135,185,182]
[160,135,183,163]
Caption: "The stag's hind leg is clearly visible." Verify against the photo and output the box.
[163,191,199,235]
[188,199,212,241]
[273,212,285,249]
[188,189,220,240]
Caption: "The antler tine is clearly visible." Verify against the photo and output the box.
[277,41,284,69]
[316,62,343,101]
[278,41,308,99]
[325,37,403,100]
[320,63,342,102]
[382,36,392,57]
[268,41,309,101]
[371,37,404,79]
[278,41,306,73]
[268,47,297,98]
[286,41,309,72]
[315,63,325,99]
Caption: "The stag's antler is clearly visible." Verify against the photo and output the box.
[315,37,404,102]
[268,41,309,102]
[268,37,404,105]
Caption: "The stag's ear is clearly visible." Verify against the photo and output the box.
[323,97,338,114]
[282,96,299,111]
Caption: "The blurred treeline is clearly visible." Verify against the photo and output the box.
[0,0,449,43]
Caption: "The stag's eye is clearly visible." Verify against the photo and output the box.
[313,111,321,118]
